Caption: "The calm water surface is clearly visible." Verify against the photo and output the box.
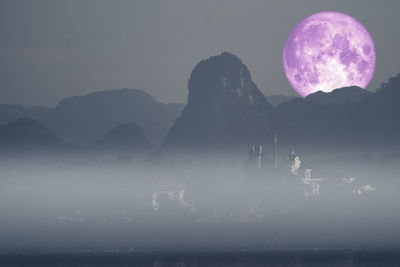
[1,250,400,267]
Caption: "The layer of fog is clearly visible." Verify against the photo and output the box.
[0,150,399,253]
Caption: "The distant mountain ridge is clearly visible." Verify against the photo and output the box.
[0,52,399,155]
[305,86,372,105]
[90,123,153,152]
[0,118,65,152]
[276,75,400,151]
[266,95,297,107]
[49,88,183,145]
[0,89,184,146]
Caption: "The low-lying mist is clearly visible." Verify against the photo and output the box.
[0,149,399,253]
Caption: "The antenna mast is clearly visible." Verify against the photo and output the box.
[274,134,278,168]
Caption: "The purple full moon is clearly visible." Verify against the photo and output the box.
[283,11,376,97]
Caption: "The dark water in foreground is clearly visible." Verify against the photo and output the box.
[1,250,400,267]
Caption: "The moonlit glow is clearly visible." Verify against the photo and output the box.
[283,11,376,97]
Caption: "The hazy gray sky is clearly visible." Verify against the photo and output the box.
[0,0,399,106]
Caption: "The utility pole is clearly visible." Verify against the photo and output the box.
[274,134,278,169]
[257,145,263,168]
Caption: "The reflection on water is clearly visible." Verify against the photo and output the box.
[1,250,400,267]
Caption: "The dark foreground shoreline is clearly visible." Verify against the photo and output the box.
[1,250,400,266]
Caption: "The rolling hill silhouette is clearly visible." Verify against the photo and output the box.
[0,118,65,153]
[90,123,153,153]
[0,89,184,146]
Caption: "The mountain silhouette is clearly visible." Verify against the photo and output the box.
[0,89,184,146]
[364,74,400,143]
[0,104,27,125]
[266,95,297,107]
[305,86,371,105]
[48,89,183,145]
[0,118,64,152]
[90,123,153,152]
[0,52,398,155]
[163,49,400,154]
[164,52,279,150]
[276,75,400,151]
